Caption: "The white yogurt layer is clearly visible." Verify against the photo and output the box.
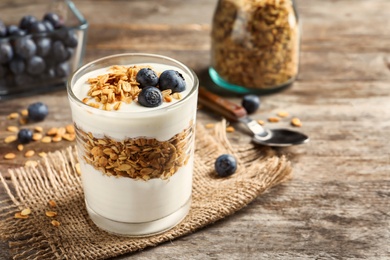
[68,61,197,231]
[81,156,193,223]
[70,63,196,141]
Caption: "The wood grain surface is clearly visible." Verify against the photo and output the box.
[1,0,390,259]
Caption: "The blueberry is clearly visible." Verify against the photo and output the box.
[17,128,33,144]
[43,12,63,28]
[0,42,13,64]
[159,70,186,93]
[0,20,7,37]
[214,154,237,177]
[29,21,47,34]
[14,37,36,59]
[136,68,158,88]
[20,15,38,31]
[53,28,68,41]
[66,47,75,58]
[27,56,46,75]
[138,86,163,107]
[43,20,54,32]
[7,25,26,37]
[55,62,70,77]
[27,102,49,121]
[9,58,25,74]
[44,67,56,79]
[241,95,260,114]
[35,37,51,57]
[51,40,69,62]
[64,30,78,48]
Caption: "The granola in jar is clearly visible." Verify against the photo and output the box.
[210,0,300,93]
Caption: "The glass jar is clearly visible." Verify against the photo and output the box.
[67,53,199,236]
[209,0,300,94]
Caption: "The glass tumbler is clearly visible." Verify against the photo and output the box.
[67,53,198,236]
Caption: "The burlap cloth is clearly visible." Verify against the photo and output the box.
[0,120,292,259]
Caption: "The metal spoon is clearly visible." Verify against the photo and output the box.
[198,87,309,147]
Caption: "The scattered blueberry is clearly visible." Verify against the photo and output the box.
[43,12,63,28]
[0,42,13,64]
[136,68,158,88]
[35,37,51,57]
[0,20,7,37]
[9,58,25,74]
[241,94,260,114]
[27,102,49,121]
[138,86,163,107]
[27,56,46,75]
[17,128,33,144]
[159,70,186,93]
[19,15,38,31]
[214,154,237,177]
[14,37,36,59]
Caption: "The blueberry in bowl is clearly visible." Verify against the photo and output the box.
[0,0,88,99]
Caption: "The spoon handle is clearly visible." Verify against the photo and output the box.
[198,87,247,122]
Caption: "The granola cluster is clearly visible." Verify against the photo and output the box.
[211,0,299,89]
[76,122,194,180]
[82,65,182,111]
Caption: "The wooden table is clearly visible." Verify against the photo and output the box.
[1,0,389,259]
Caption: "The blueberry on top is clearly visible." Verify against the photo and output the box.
[136,68,158,88]
[27,102,49,121]
[241,94,260,114]
[214,154,237,177]
[138,86,163,107]
[159,70,186,93]
[18,128,33,144]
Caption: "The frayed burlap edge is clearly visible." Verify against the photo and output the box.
[0,120,292,259]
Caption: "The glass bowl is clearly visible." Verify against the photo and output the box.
[0,0,88,99]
